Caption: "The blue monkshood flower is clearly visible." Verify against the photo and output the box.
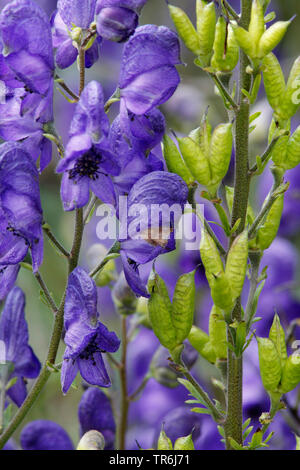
[111,107,166,155]
[0,287,41,407]
[78,387,116,449]
[19,387,116,450]
[0,0,55,122]
[96,0,147,43]
[119,25,181,115]
[20,421,74,451]
[51,1,101,70]
[61,267,120,394]
[0,91,53,172]
[155,406,202,445]
[0,143,44,273]
[109,110,164,196]
[118,171,188,297]
[56,80,120,211]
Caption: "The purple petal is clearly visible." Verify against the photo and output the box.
[0,0,54,69]
[78,352,111,387]
[0,265,20,300]
[55,38,77,69]
[90,174,116,205]
[78,388,116,450]
[60,172,90,211]
[6,376,27,407]
[120,251,149,297]
[58,0,97,29]
[121,65,180,114]
[64,266,98,331]
[20,420,74,450]
[96,6,138,42]
[69,81,109,139]
[57,134,92,172]
[96,322,121,353]
[61,353,79,394]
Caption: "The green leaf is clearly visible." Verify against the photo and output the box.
[190,407,211,415]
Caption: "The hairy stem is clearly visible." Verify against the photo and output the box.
[224,0,252,450]
[34,272,58,314]
[118,317,129,450]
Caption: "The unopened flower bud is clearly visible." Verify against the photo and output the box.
[112,272,138,315]
[77,430,105,450]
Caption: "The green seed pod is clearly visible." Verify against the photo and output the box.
[157,430,173,450]
[258,20,291,59]
[248,0,265,51]
[232,22,255,59]
[200,228,224,287]
[168,5,201,55]
[211,17,239,72]
[148,272,177,350]
[209,305,227,360]
[174,434,195,450]
[178,136,211,186]
[162,134,194,186]
[256,195,284,251]
[188,325,216,364]
[270,135,289,168]
[196,0,216,65]
[257,337,282,393]
[225,230,248,301]
[286,125,300,169]
[210,272,234,311]
[209,123,233,187]
[269,314,287,368]
[280,57,300,119]
[189,114,212,156]
[262,53,286,113]
[172,271,196,344]
[280,355,300,394]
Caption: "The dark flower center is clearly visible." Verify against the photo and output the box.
[6,224,31,246]
[79,335,106,366]
[68,149,102,181]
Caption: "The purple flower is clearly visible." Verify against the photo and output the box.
[119,171,188,297]
[0,287,40,407]
[61,266,120,394]
[56,81,120,211]
[96,0,147,42]
[0,0,54,118]
[20,421,74,451]
[51,2,101,70]
[109,110,165,196]
[156,406,202,444]
[78,388,116,449]
[0,143,43,273]
[19,386,116,450]
[119,25,181,115]
[0,91,53,172]
[57,0,97,29]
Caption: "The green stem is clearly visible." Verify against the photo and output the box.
[179,360,224,424]
[209,73,239,112]
[43,224,69,258]
[34,272,58,314]
[224,0,252,450]
[118,317,129,450]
